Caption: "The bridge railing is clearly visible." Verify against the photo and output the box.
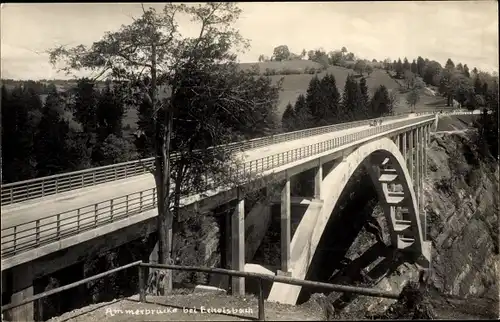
[1,115,435,257]
[0,113,413,206]
[1,262,398,321]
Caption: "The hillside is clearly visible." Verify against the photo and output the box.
[123,61,434,129]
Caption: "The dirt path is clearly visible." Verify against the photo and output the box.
[47,293,325,322]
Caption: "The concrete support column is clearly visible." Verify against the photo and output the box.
[396,134,401,150]
[7,263,34,321]
[231,194,245,296]
[423,126,428,178]
[415,128,420,211]
[402,132,407,164]
[314,161,322,200]
[408,130,414,187]
[279,177,291,276]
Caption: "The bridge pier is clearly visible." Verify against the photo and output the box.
[415,128,421,211]
[231,194,245,296]
[314,160,322,200]
[402,132,407,166]
[6,263,34,321]
[278,177,291,277]
[408,130,414,188]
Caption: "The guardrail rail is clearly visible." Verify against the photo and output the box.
[1,112,419,205]
[1,115,435,257]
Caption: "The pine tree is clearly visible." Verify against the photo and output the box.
[34,88,71,177]
[342,75,360,122]
[463,64,470,78]
[281,102,296,131]
[72,78,99,135]
[403,57,411,71]
[305,75,323,124]
[395,58,404,78]
[358,77,370,119]
[370,85,391,117]
[294,94,312,129]
[411,60,418,74]
[320,74,341,124]
[416,56,426,77]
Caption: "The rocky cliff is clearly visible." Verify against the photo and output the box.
[328,130,499,319]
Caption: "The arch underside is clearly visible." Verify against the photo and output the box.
[267,137,431,305]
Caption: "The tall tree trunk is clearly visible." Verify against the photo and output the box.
[152,41,174,293]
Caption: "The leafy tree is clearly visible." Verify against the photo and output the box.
[345,52,355,61]
[34,88,71,177]
[273,45,291,61]
[135,97,156,158]
[281,102,296,131]
[341,46,348,58]
[97,134,139,165]
[301,49,306,59]
[404,70,416,89]
[1,85,38,182]
[370,85,392,117]
[329,51,343,66]
[48,3,281,293]
[422,60,442,86]
[96,82,125,142]
[406,87,420,112]
[354,60,367,75]
[72,78,99,135]
[365,65,374,76]
[258,54,265,62]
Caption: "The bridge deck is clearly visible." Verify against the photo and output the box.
[1,117,410,232]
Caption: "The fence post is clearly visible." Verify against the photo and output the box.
[258,278,265,321]
[36,220,40,245]
[13,226,17,252]
[138,264,146,302]
[36,298,44,322]
[77,209,81,232]
[110,199,114,221]
[56,214,61,238]
[94,204,98,227]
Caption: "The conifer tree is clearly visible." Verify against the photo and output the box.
[281,102,296,131]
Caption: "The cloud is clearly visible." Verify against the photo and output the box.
[1,2,498,80]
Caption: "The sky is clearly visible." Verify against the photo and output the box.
[1,1,498,80]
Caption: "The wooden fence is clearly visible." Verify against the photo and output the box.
[1,262,400,321]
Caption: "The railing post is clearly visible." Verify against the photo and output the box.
[93,172,96,185]
[42,181,45,197]
[82,174,84,187]
[56,214,61,238]
[36,298,44,322]
[138,264,146,302]
[77,209,81,232]
[258,278,265,321]
[126,195,129,215]
[10,187,14,204]
[36,220,40,245]
[94,204,98,227]
[110,199,114,221]
[140,191,143,211]
[114,168,117,180]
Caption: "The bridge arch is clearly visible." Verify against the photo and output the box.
[268,137,431,305]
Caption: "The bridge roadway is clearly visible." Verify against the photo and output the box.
[1,116,418,256]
